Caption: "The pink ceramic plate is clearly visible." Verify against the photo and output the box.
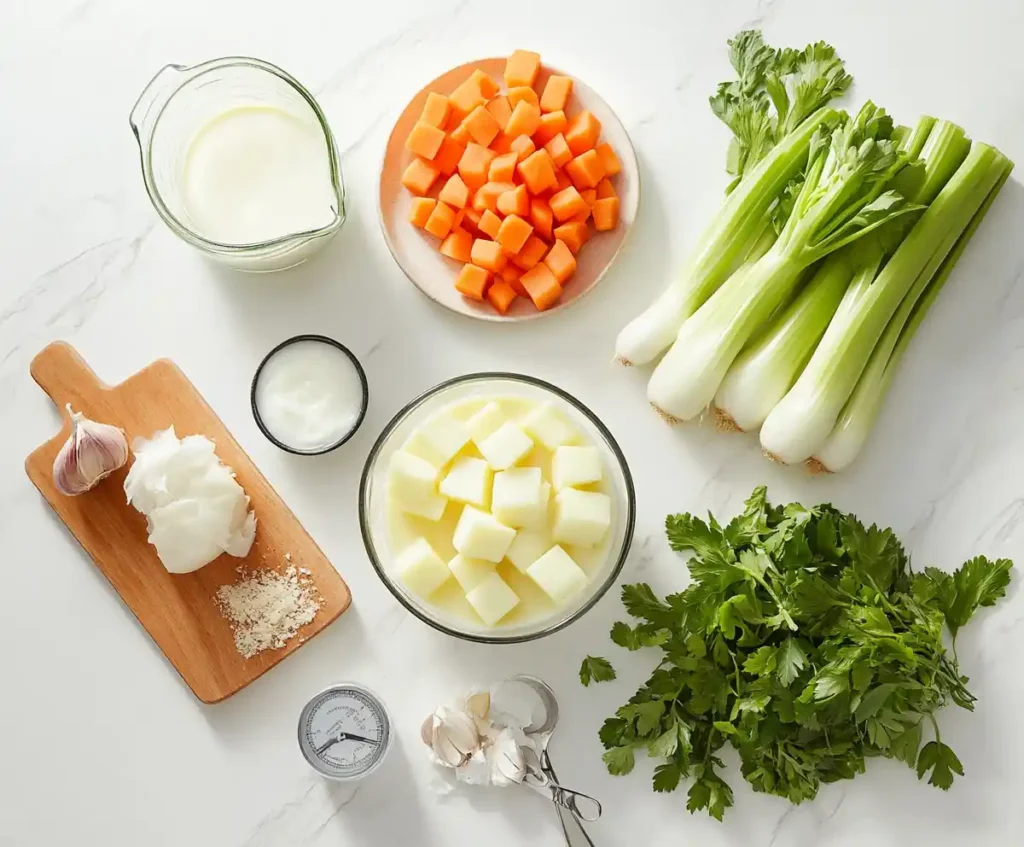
[379,58,640,321]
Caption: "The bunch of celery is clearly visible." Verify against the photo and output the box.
[616,31,1013,471]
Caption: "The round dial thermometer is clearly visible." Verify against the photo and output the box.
[298,684,392,780]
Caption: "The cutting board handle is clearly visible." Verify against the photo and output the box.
[30,342,107,411]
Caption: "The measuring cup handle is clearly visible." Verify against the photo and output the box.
[129,64,188,142]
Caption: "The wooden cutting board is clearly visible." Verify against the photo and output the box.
[24,342,351,704]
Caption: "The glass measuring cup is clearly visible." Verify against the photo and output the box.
[130,57,345,272]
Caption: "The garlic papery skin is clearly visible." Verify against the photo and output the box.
[487,728,526,787]
[421,707,481,769]
[53,405,129,496]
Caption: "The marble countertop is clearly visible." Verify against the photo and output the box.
[4,0,1024,844]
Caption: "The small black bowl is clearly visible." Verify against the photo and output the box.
[250,334,369,456]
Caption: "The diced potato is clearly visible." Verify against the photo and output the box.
[466,571,520,626]
[521,403,578,449]
[448,554,496,592]
[398,538,451,597]
[406,412,471,467]
[520,481,551,529]
[389,451,448,520]
[453,505,517,563]
[491,467,544,527]
[527,545,588,604]
[505,529,553,573]
[466,401,505,445]
[478,422,534,470]
[439,456,492,507]
[551,445,603,490]
[552,488,611,547]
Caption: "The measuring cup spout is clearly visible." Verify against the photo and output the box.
[130,64,189,145]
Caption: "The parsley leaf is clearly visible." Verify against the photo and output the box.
[602,746,635,776]
[579,656,617,687]
[653,761,683,793]
[916,741,964,790]
[775,638,807,687]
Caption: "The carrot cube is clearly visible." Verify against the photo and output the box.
[510,135,536,163]
[565,111,602,156]
[544,134,573,168]
[540,76,573,113]
[462,207,483,234]
[497,184,530,217]
[432,135,466,176]
[595,142,622,177]
[533,110,568,146]
[440,228,473,262]
[408,197,436,228]
[438,174,471,210]
[529,197,553,241]
[462,105,501,147]
[458,143,497,191]
[544,239,576,284]
[496,214,534,254]
[487,280,518,315]
[553,222,589,254]
[406,121,445,159]
[580,188,597,206]
[504,50,541,88]
[471,238,507,273]
[520,262,562,311]
[506,100,542,139]
[420,92,451,129]
[474,181,515,213]
[455,263,491,301]
[488,151,519,183]
[518,149,558,195]
[486,97,513,132]
[549,186,588,222]
[511,235,548,271]
[596,177,617,199]
[424,201,456,239]
[449,78,486,121]
[401,157,440,196]
[592,197,620,231]
[478,209,503,239]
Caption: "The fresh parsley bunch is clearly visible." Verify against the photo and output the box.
[582,486,1012,820]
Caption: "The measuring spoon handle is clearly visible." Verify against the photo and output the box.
[544,752,600,845]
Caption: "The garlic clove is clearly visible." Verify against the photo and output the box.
[423,707,480,769]
[52,405,129,496]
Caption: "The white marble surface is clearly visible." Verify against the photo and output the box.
[3,0,1024,844]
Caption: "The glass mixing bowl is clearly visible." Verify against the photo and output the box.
[359,373,636,643]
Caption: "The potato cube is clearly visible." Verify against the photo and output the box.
[447,554,496,592]
[521,403,578,450]
[552,488,612,547]
[527,545,588,604]
[478,422,533,470]
[389,451,448,520]
[551,445,603,490]
[398,538,451,597]
[406,412,471,467]
[466,572,520,625]
[466,401,505,445]
[505,529,553,573]
[439,456,492,507]
[452,506,517,563]
[519,481,551,530]
[491,467,544,527]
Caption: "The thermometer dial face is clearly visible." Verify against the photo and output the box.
[298,685,391,780]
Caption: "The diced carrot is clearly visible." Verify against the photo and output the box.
[518,149,558,195]
[496,213,534,254]
[539,75,573,113]
[529,197,553,241]
[432,135,466,176]
[506,101,542,139]
[478,209,503,239]
[595,142,622,177]
[449,77,487,121]
[520,263,562,311]
[474,181,515,213]
[424,201,456,239]
[462,105,501,147]
[553,222,589,254]
[552,169,573,193]
[507,86,540,109]
[450,122,471,145]
[401,158,440,195]
[511,235,548,271]
[565,149,606,190]
[564,111,602,156]
[490,132,513,155]
[488,151,519,183]
[408,197,436,228]
[438,174,471,209]
[486,280,518,314]
[596,177,617,199]
[592,197,620,231]
[486,97,512,132]
[549,186,588,222]
[580,188,597,206]
[455,263,491,301]
[440,228,473,262]
[509,135,536,163]
[471,238,507,273]
[544,239,576,284]
[500,265,528,297]
[458,143,497,191]
[504,50,541,88]
[544,134,573,168]
[420,92,451,129]
[406,122,446,160]
[533,110,568,146]
[462,207,483,234]
[497,184,530,217]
